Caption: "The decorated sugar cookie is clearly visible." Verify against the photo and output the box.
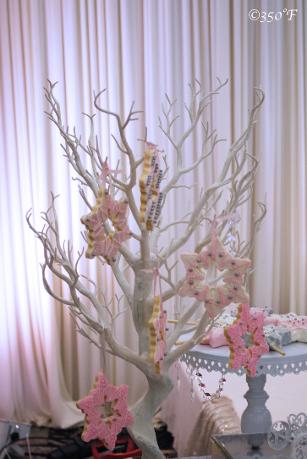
[77,371,134,450]
[147,269,168,373]
[81,188,131,263]
[224,303,269,376]
[139,143,163,230]
[148,296,168,373]
[179,229,251,317]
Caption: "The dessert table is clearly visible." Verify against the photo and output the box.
[181,342,307,434]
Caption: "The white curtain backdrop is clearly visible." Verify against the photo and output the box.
[0,0,306,426]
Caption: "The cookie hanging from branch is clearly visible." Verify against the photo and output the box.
[77,371,134,450]
[139,142,163,230]
[81,188,131,263]
[179,225,251,317]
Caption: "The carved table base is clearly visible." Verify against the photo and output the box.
[181,341,307,435]
[241,374,272,433]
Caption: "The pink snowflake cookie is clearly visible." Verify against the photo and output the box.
[77,372,134,450]
[81,188,131,263]
[179,232,251,317]
[224,303,269,376]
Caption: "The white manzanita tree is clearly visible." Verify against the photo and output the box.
[27,79,265,459]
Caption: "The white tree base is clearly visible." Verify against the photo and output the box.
[128,374,174,459]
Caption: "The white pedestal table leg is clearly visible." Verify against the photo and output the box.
[241,374,272,434]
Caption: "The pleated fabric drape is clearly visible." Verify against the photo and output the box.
[0,0,306,425]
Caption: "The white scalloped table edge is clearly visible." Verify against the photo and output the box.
[181,342,307,377]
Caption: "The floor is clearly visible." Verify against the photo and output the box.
[3,421,176,458]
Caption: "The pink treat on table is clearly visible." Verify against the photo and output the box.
[279,313,307,329]
[264,316,281,326]
[249,308,280,326]
[202,328,228,348]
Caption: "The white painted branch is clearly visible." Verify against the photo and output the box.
[165,311,212,366]
[219,89,264,183]
[46,84,138,267]
[159,90,264,262]
[110,259,134,306]
[103,328,148,371]
[160,79,228,199]
[45,86,99,196]
[94,90,142,230]
[160,176,232,261]
[239,202,267,258]
[166,299,202,350]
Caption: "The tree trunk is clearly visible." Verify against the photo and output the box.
[128,373,174,459]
